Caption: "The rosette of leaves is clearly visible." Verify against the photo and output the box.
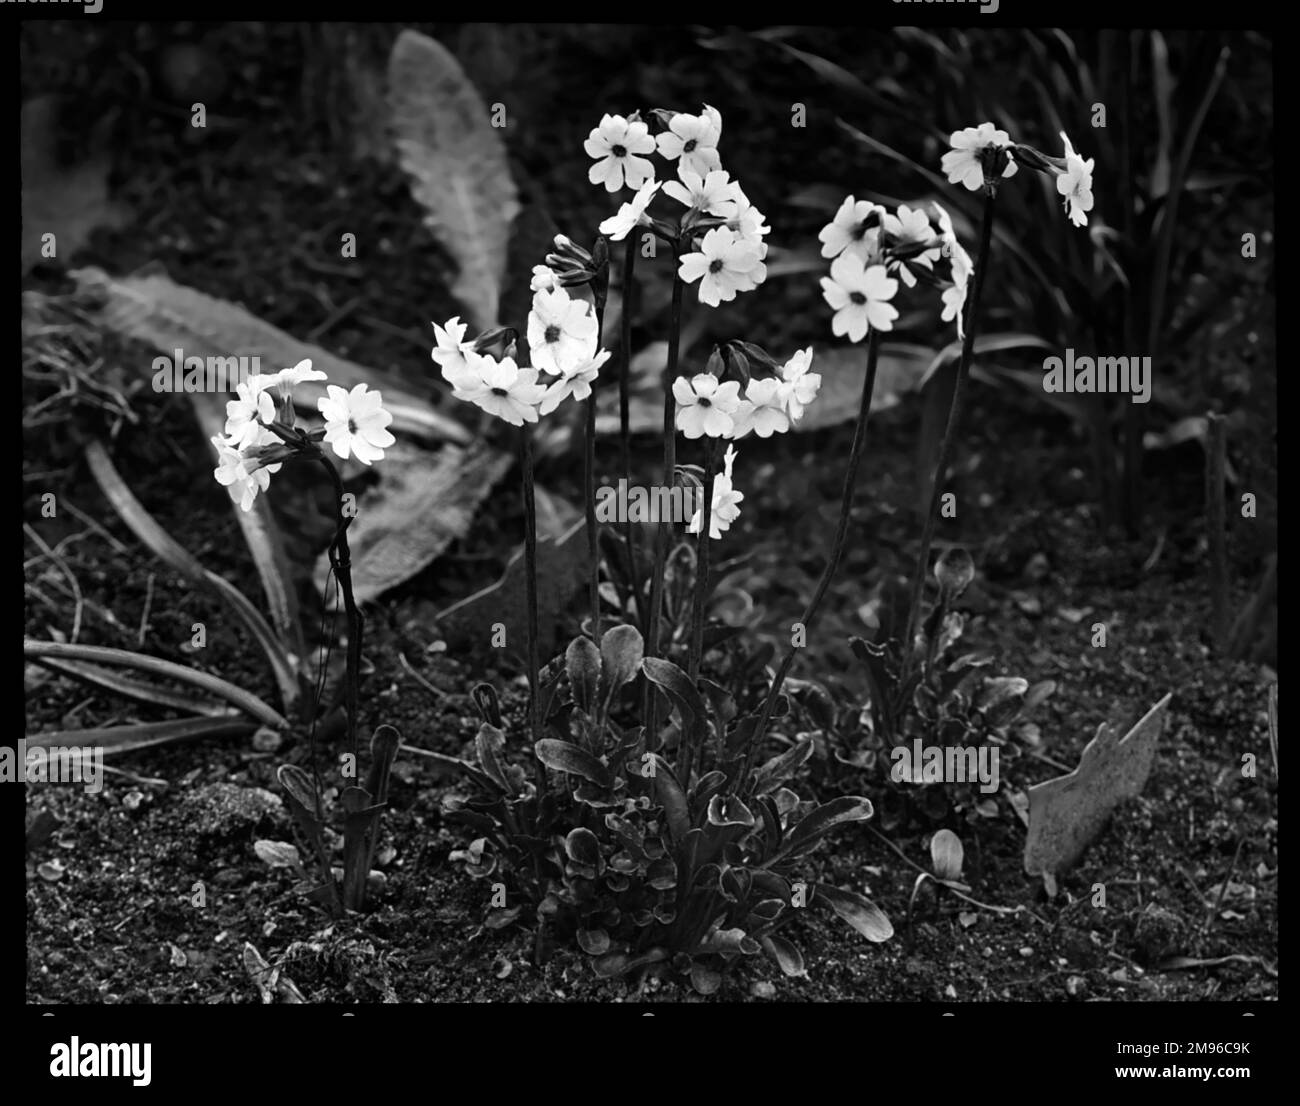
[442,624,892,994]
[829,550,1055,818]
[276,725,401,916]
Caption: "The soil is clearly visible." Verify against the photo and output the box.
[22,22,1276,1004]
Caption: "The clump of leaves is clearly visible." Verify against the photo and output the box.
[442,624,892,994]
[808,550,1054,821]
[277,725,401,916]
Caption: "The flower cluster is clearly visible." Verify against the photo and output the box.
[582,105,769,308]
[433,284,611,428]
[688,443,743,540]
[818,195,975,341]
[209,359,394,511]
[942,121,1096,228]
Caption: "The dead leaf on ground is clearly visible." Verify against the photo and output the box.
[1024,693,1173,879]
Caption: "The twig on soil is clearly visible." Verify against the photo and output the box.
[1154,954,1277,979]
[1201,830,1247,937]
[25,523,84,644]
[62,500,132,556]
[306,296,362,342]
[398,650,448,700]
[137,572,155,647]
[100,762,168,788]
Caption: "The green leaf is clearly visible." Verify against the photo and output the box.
[23,638,286,729]
[641,656,707,731]
[25,715,254,759]
[777,796,874,859]
[30,656,229,718]
[690,963,722,995]
[816,883,894,943]
[534,739,612,787]
[475,723,512,792]
[564,827,601,868]
[651,755,690,843]
[707,794,755,828]
[930,829,964,882]
[565,635,601,715]
[599,623,644,701]
[761,934,807,978]
[388,29,520,330]
[752,737,815,794]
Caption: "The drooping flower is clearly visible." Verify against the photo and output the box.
[598,180,661,241]
[223,377,276,450]
[678,227,762,308]
[538,349,611,416]
[452,352,547,427]
[1055,132,1095,228]
[673,372,742,439]
[820,254,899,341]
[527,287,599,376]
[662,167,741,219]
[210,432,281,513]
[883,203,942,288]
[930,203,973,338]
[818,196,886,262]
[941,285,968,339]
[317,382,396,465]
[529,265,559,293]
[432,316,479,389]
[730,377,790,439]
[584,113,656,192]
[941,122,1018,192]
[778,347,821,422]
[726,185,770,259]
[655,107,722,177]
[688,444,744,540]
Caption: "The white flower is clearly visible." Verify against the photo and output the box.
[726,185,770,259]
[598,180,661,241]
[730,378,790,439]
[678,227,762,308]
[655,108,722,176]
[819,196,886,262]
[223,377,276,450]
[452,352,547,427]
[210,432,280,513]
[317,382,396,465]
[529,265,559,293]
[941,122,1018,192]
[261,358,327,392]
[820,254,899,341]
[583,113,656,192]
[662,167,741,218]
[673,373,742,439]
[1056,131,1095,228]
[883,203,941,288]
[432,316,480,390]
[538,349,611,416]
[779,347,821,421]
[688,444,743,540]
[527,287,598,375]
[941,285,968,339]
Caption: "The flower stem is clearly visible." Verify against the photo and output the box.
[318,456,363,761]
[687,438,718,684]
[587,303,604,646]
[619,233,642,629]
[644,262,684,737]
[900,189,998,670]
[740,328,882,785]
[683,436,719,786]
[521,424,541,748]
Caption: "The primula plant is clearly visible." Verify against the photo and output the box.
[423,102,901,993]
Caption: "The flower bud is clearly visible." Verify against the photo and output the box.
[934,547,975,599]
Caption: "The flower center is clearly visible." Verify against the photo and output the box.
[347,418,359,434]
[491,387,509,397]
[849,292,867,305]
[612,144,627,158]
[708,258,725,274]
[697,397,712,407]
[683,138,697,153]
[544,325,561,344]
